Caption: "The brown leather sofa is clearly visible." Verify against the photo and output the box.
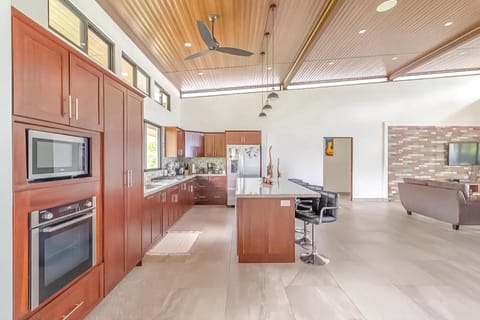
[398,178,480,230]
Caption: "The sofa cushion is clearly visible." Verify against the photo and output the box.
[403,178,428,186]
[427,180,469,199]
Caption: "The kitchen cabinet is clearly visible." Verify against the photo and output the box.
[142,191,163,255]
[103,76,144,294]
[194,176,227,205]
[13,13,104,132]
[29,264,103,320]
[185,131,205,157]
[226,131,261,145]
[165,127,185,157]
[204,133,226,157]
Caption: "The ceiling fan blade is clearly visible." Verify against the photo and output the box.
[216,47,254,57]
[184,49,211,61]
[197,21,217,48]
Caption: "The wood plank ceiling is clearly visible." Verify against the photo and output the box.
[96,0,480,95]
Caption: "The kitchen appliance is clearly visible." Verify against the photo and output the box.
[27,130,90,182]
[29,197,96,310]
[191,164,196,174]
[207,162,216,173]
[227,145,261,206]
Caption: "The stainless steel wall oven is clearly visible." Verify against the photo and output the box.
[29,197,96,310]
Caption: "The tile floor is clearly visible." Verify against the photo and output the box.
[86,200,480,320]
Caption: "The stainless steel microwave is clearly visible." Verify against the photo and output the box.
[27,130,90,181]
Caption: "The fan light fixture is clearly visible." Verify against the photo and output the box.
[267,4,279,101]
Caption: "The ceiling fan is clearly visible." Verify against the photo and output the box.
[185,15,254,60]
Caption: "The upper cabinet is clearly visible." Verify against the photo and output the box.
[69,54,104,131]
[165,127,185,157]
[204,133,226,157]
[185,131,204,158]
[226,131,261,145]
[12,12,104,132]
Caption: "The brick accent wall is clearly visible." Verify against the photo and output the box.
[388,126,480,200]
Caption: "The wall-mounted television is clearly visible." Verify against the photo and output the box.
[448,142,478,166]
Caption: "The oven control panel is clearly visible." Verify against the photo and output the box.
[30,196,96,228]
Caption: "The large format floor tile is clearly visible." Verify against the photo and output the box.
[86,201,480,320]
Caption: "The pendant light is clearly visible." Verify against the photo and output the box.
[258,51,268,118]
[267,4,279,101]
[262,33,273,112]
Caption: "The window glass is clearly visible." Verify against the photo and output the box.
[136,69,150,95]
[49,0,113,71]
[161,91,171,111]
[121,56,135,86]
[88,28,110,69]
[145,123,161,170]
[153,82,162,104]
[49,0,85,48]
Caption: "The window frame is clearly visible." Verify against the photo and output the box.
[121,52,151,96]
[161,90,171,111]
[153,81,162,104]
[144,121,162,172]
[48,0,114,71]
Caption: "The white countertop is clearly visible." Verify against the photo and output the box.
[144,174,226,197]
[235,178,321,198]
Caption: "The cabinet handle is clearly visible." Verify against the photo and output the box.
[75,98,79,120]
[62,301,84,320]
[128,170,133,188]
[68,96,72,119]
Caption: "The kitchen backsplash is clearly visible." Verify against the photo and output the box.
[144,156,226,182]
[184,157,226,173]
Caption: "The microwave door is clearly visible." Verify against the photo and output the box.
[28,130,89,181]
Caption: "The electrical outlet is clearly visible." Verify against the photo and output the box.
[280,200,291,207]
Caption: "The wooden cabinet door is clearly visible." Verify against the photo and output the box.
[177,128,185,157]
[226,131,244,145]
[204,134,215,157]
[184,131,194,157]
[167,189,176,227]
[196,132,205,157]
[165,127,178,157]
[214,133,226,157]
[142,195,154,254]
[69,54,104,131]
[243,131,261,145]
[13,15,69,125]
[103,77,126,294]
[125,92,144,271]
[161,192,169,234]
[151,193,162,241]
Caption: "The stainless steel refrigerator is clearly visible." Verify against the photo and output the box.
[227,145,261,206]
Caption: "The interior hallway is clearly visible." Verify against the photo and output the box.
[87,201,480,320]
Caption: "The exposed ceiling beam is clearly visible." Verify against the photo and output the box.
[388,24,480,80]
[281,0,343,88]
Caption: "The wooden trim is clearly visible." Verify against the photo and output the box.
[281,0,343,88]
[388,24,480,80]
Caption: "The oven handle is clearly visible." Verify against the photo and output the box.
[40,213,94,233]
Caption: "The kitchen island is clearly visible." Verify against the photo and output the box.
[236,178,320,263]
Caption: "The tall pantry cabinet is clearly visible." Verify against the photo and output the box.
[103,76,144,294]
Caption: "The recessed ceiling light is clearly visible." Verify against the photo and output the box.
[459,51,466,55]
[376,0,397,13]
[328,61,335,65]
[267,65,272,70]
[121,72,128,76]
[392,56,398,61]
[198,72,204,76]
[359,29,367,35]
[184,42,192,47]
[444,21,453,27]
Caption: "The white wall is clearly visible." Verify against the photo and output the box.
[181,76,480,199]
[12,0,181,127]
[0,2,12,319]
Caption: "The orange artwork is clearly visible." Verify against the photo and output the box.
[325,138,334,156]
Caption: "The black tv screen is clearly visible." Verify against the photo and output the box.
[448,142,478,166]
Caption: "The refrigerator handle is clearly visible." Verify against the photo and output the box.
[239,148,244,177]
